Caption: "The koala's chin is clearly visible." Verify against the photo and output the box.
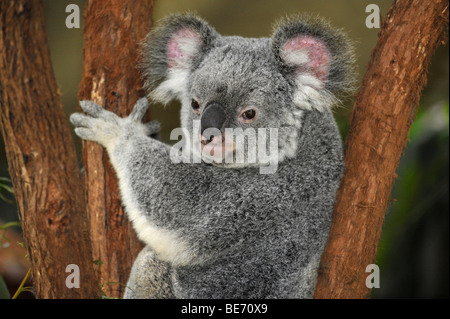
[197,136,278,172]
[211,161,261,170]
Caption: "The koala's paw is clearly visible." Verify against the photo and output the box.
[144,120,161,139]
[70,98,150,149]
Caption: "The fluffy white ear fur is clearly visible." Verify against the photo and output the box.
[280,35,333,112]
[151,29,203,104]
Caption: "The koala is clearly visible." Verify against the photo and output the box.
[70,13,355,298]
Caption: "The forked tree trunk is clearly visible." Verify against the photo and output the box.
[314,0,449,299]
[0,0,100,299]
[78,0,155,298]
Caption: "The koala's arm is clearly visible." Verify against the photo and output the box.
[70,98,272,266]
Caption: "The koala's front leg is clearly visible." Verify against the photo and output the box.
[124,246,174,299]
[71,99,249,267]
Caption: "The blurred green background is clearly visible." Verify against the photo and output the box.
[0,0,448,298]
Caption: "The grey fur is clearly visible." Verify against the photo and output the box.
[124,246,175,298]
[70,13,355,298]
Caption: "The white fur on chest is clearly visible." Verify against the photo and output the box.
[109,154,196,267]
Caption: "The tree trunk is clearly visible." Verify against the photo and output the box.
[314,0,449,299]
[78,0,155,298]
[0,0,100,299]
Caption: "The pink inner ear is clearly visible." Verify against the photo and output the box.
[167,28,202,69]
[282,35,331,82]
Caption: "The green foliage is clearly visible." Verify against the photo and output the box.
[0,177,15,204]
[374,100,449,298]
[11,268,32,299]
[92,259,103,266]
[0,221,21,248]
[100,281,129,299]
[0,221,31,299]
[0,275,11,299]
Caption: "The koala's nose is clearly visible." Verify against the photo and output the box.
[200,102,226,142]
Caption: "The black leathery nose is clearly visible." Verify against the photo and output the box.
[200,102,226,141]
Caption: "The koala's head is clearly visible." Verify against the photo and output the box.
[141,14,354,169]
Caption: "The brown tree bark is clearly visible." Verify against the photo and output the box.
[78,0,155,298]
[0,0,100,298]
[314,0,449,299]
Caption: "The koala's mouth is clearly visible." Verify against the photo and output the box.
[198,133,236,161]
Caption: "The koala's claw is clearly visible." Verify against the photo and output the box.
[130,98,149,122]
[73,127,97,141]
[79,100,119,122]
[79,100,102,116]
[69,112,92,128]
[144,120,161,137]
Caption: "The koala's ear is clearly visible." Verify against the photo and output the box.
[272,15,355,111]
[141,14,218,103]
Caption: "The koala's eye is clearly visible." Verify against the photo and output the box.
[191,99,201,114]
[239,108,257,124]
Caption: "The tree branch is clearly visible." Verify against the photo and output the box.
[78,0,155,298]
[0,0,100,298]
[314,0,449,299]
